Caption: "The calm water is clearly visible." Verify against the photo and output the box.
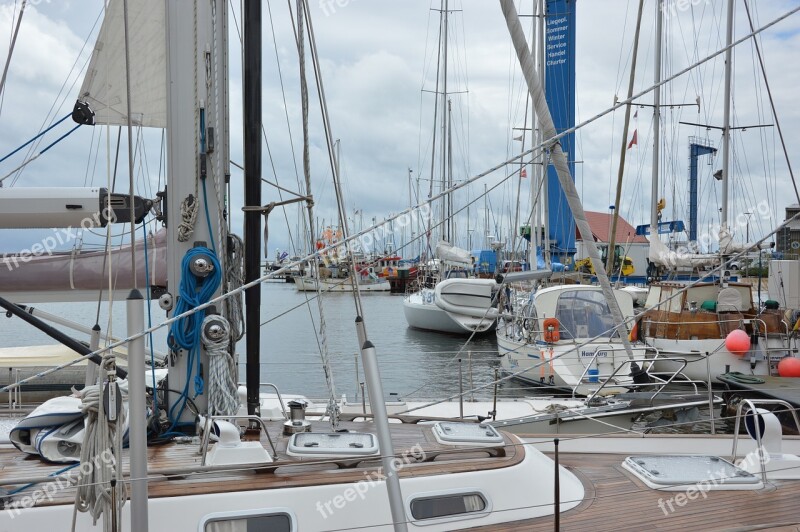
[0,282,522,401]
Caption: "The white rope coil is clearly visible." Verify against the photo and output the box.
[177,193,199,242]
[72,355,127,530]
[202,315,239,416]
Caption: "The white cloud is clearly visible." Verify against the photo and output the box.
[1,0,799,258]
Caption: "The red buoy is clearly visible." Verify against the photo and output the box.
[778,357,800,378]
[725,329,750,357]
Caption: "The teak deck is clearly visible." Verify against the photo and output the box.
[470,452,800,531]
[0,420,520,507]
[2,421,800,530]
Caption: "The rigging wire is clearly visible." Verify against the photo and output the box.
[0,0,26,117]
[6,3,798,396]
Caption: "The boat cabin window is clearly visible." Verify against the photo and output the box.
[410,492,487,520]
[555,290,616,339]
[203,512,293,532]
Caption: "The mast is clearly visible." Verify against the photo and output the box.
[720,0,734,240]
[447,98,453,243]
[607,0,645,274]
[502,0,637,362]
[243,0,262,416]
[440,0,450,243]
[165,0,228,423]
[650,0,663,234]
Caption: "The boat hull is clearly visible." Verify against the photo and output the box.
[294,277,391,292]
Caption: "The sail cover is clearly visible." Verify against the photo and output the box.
[648,229,717,268]
[77,0,166,128]
[435,241,472,266]
[0,229,167,300]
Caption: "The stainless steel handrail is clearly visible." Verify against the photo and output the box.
[237,381,289,420]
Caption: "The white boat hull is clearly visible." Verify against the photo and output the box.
[645,336,797,380]
[294,276,391,292]
[497,320,646,395]
[1,433,584,531]
[403,279,498,335]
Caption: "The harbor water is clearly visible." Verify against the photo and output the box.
[0,283,520,402]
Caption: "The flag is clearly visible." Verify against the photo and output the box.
[520,167,527,178]
[513,134,523,141]
[633,109,638,119]
[627,129,638,149]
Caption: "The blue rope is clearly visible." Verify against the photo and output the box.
[166,247,221,428]
[0,112,72,164]
[167,248,221,351]
[40,124,82,155]
[141,222,158,418]
[8,463,78,495]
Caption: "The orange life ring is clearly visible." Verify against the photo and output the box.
[543,318,560,343]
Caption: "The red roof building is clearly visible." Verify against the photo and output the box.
[576,211,650,245]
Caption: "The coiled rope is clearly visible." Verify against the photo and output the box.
[202,314,239,416]
[72,355,127,530]
[167,247,222,426]
[168,248,222,352]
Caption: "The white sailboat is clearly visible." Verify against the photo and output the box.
[638,0,800,381]
[0,2,584,531]
[2,2,800,531]
[401,3,501,336]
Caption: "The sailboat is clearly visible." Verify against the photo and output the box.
[2,2,800,530]
[0,1,588,530]
[402,2,500,336]
[636,0,800,382]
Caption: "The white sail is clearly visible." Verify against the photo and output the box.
[77,0,166,128]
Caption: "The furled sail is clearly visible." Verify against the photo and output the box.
[76,0,166,128]
[435,240,472,266]
[0,229,167,302]
[647,226,716,268]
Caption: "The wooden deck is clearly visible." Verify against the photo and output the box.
[470,452,800,531]
[3,421,800,530]
[0,420,521,508]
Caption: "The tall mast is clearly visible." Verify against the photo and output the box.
[720,0,734,238]
[243,0,262,416]
[650,0,663,234]
[607,0,645,273]
[165,0,228,423]
[440,0,450,243]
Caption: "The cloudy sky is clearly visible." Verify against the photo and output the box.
[1,0,799,258]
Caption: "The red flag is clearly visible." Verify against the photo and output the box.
[627,129,638,149]
[520,167,527,178]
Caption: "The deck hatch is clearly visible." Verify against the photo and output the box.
[432,422,504,446]
[622,455,763,490]
[286,431,379,457]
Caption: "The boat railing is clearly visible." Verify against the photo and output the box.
[731,398,800,483]
[200,414,278,464]
[6,369,21,409]
[238,381,289,421]
[644,315,792,340]
[581,352,711,407]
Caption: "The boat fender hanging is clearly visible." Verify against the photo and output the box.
[543,318,560,343]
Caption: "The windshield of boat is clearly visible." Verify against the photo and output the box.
[555,290,617,340]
